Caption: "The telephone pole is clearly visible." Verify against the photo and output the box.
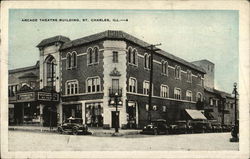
[146,44,161,123]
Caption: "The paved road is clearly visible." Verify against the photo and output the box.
[8,131,239,151]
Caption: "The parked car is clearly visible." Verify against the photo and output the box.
[211,122,223,132]
[190,120,207,133]
[169,120,193,134]
[141,119,170,135]
[204,121,213,133]
[57,117,89,135]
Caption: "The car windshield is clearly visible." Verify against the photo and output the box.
[71,119,83,124]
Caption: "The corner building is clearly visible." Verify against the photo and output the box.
[57,30,206,129]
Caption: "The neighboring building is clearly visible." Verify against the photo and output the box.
[192,59,237,126]
[12,30,237,129]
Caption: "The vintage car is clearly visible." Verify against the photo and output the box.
[211,121,223,132]
[190,120,207,133]
[141,119,170,135]
[57,117,89,135]
[169,120,193,134]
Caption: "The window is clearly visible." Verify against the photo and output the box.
[87,47,98,65]
[67,52,77,69]
[143,81,150,95]
[144,53,151,69]
[87,77,101,93]
[65,80,78,95]
[128,47,132,63]
[93,47,99,63]
[187,70,192,82]
[175,65,181,79]
[113,51,118,63]
[162,106,167,112]
[71,52,77,68]
[210,98,213,105]
[197,74,202,85]
[128,78,137,93]
[215,100,218,106]
[186,90,192,101]
[132,49,137,65]
[161,61,168,75]
[174,88,181,100]
[8,85,19,96]
[196,92,203,102]
[160,85,169,98]
[112,79,119,90]
[45,55,56,88]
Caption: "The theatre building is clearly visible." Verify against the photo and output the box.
[9,30,208,128]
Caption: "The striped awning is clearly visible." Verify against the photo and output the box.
[185,109,207,120]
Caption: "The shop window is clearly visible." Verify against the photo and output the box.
[174,88,181,100]
[128,77,137,93]
[65,80,78,95]
[86,77,101,93]
[85,103,103,127]
[160,85,169,98]
[186,90,192,101]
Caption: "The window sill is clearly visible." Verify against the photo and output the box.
[87,62,99,66]
[128,63,138,67]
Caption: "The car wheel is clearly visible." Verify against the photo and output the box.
[58,127,63,134]
[153,129,158,135]
[72,127,78,135]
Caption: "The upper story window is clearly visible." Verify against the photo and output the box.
[87,77,101,93]
[45,55,56,88]
[186,90,192,101]
[187,70,192,82]
[175,65,181,79]
[143,81,150,95]
[66,51,77,69]
[160,85,169,98]
[197,74,202,85]
[128,77,137,93]
[66,80,78,95]
[161,61,168,75]
[128,47,138,65]
[174,88,181,100]
[196,92,203,102]
[87,47,99,65]
[8,85,19,96]
[210,98,213,105]
[113,51,118,63]
[144,53,151,69]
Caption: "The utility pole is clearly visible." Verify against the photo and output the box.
[147,44,161,124]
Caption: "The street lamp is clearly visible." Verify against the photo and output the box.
[113,92,122,133]
[230,82,239,142]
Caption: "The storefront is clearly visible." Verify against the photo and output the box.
[85,102,103,127]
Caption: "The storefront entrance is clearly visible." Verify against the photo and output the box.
[43,106,57,127]
[111,111,119,128]
[127,101,137,129]
[85,102,103,127]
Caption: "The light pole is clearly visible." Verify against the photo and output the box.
[110,92,122,134]
[230,82,239,142]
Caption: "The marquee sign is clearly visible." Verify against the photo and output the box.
[16,92,35,102]
[37,92,59,101]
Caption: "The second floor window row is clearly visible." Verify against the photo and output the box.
[66,51,77,69]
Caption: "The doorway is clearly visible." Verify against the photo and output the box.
[111,111,119,128]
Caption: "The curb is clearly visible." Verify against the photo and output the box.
[9,127,141,136]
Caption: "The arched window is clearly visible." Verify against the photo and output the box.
[196,92,203,102]
[93,47,99,63]
[164,61,168,75]
[66,53,71,69]
[160,85,169,98]
[161,61,168,75]
[87,48,93,65]
[45,55,56,88]
[174,88,181,100]
[187,70,192,82]
[66,80,79,95]
[148,55,151,69]
[161,61,165,73]
[175,65,181,79]
[132,49,137,64]
[71,51,77,68]
[128,47,132,63]
[186,90,192,101]
[144,53,148,68]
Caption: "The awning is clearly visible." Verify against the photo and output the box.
[185,109,207,120]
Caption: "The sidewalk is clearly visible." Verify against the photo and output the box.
[8,125,141,137]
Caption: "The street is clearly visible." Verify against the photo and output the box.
[8,131,239,151]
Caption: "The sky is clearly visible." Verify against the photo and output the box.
[8,9,238,93]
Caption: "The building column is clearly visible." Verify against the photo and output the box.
[80,101,86,124]
[39,104,45,126]
[57,103,63,124]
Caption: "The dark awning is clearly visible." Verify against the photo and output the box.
[185,109,207,120]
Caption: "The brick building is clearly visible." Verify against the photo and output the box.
[9,30,235,129]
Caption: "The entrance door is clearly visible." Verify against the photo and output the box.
[111,111,119,128]
[43,106,57,127]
